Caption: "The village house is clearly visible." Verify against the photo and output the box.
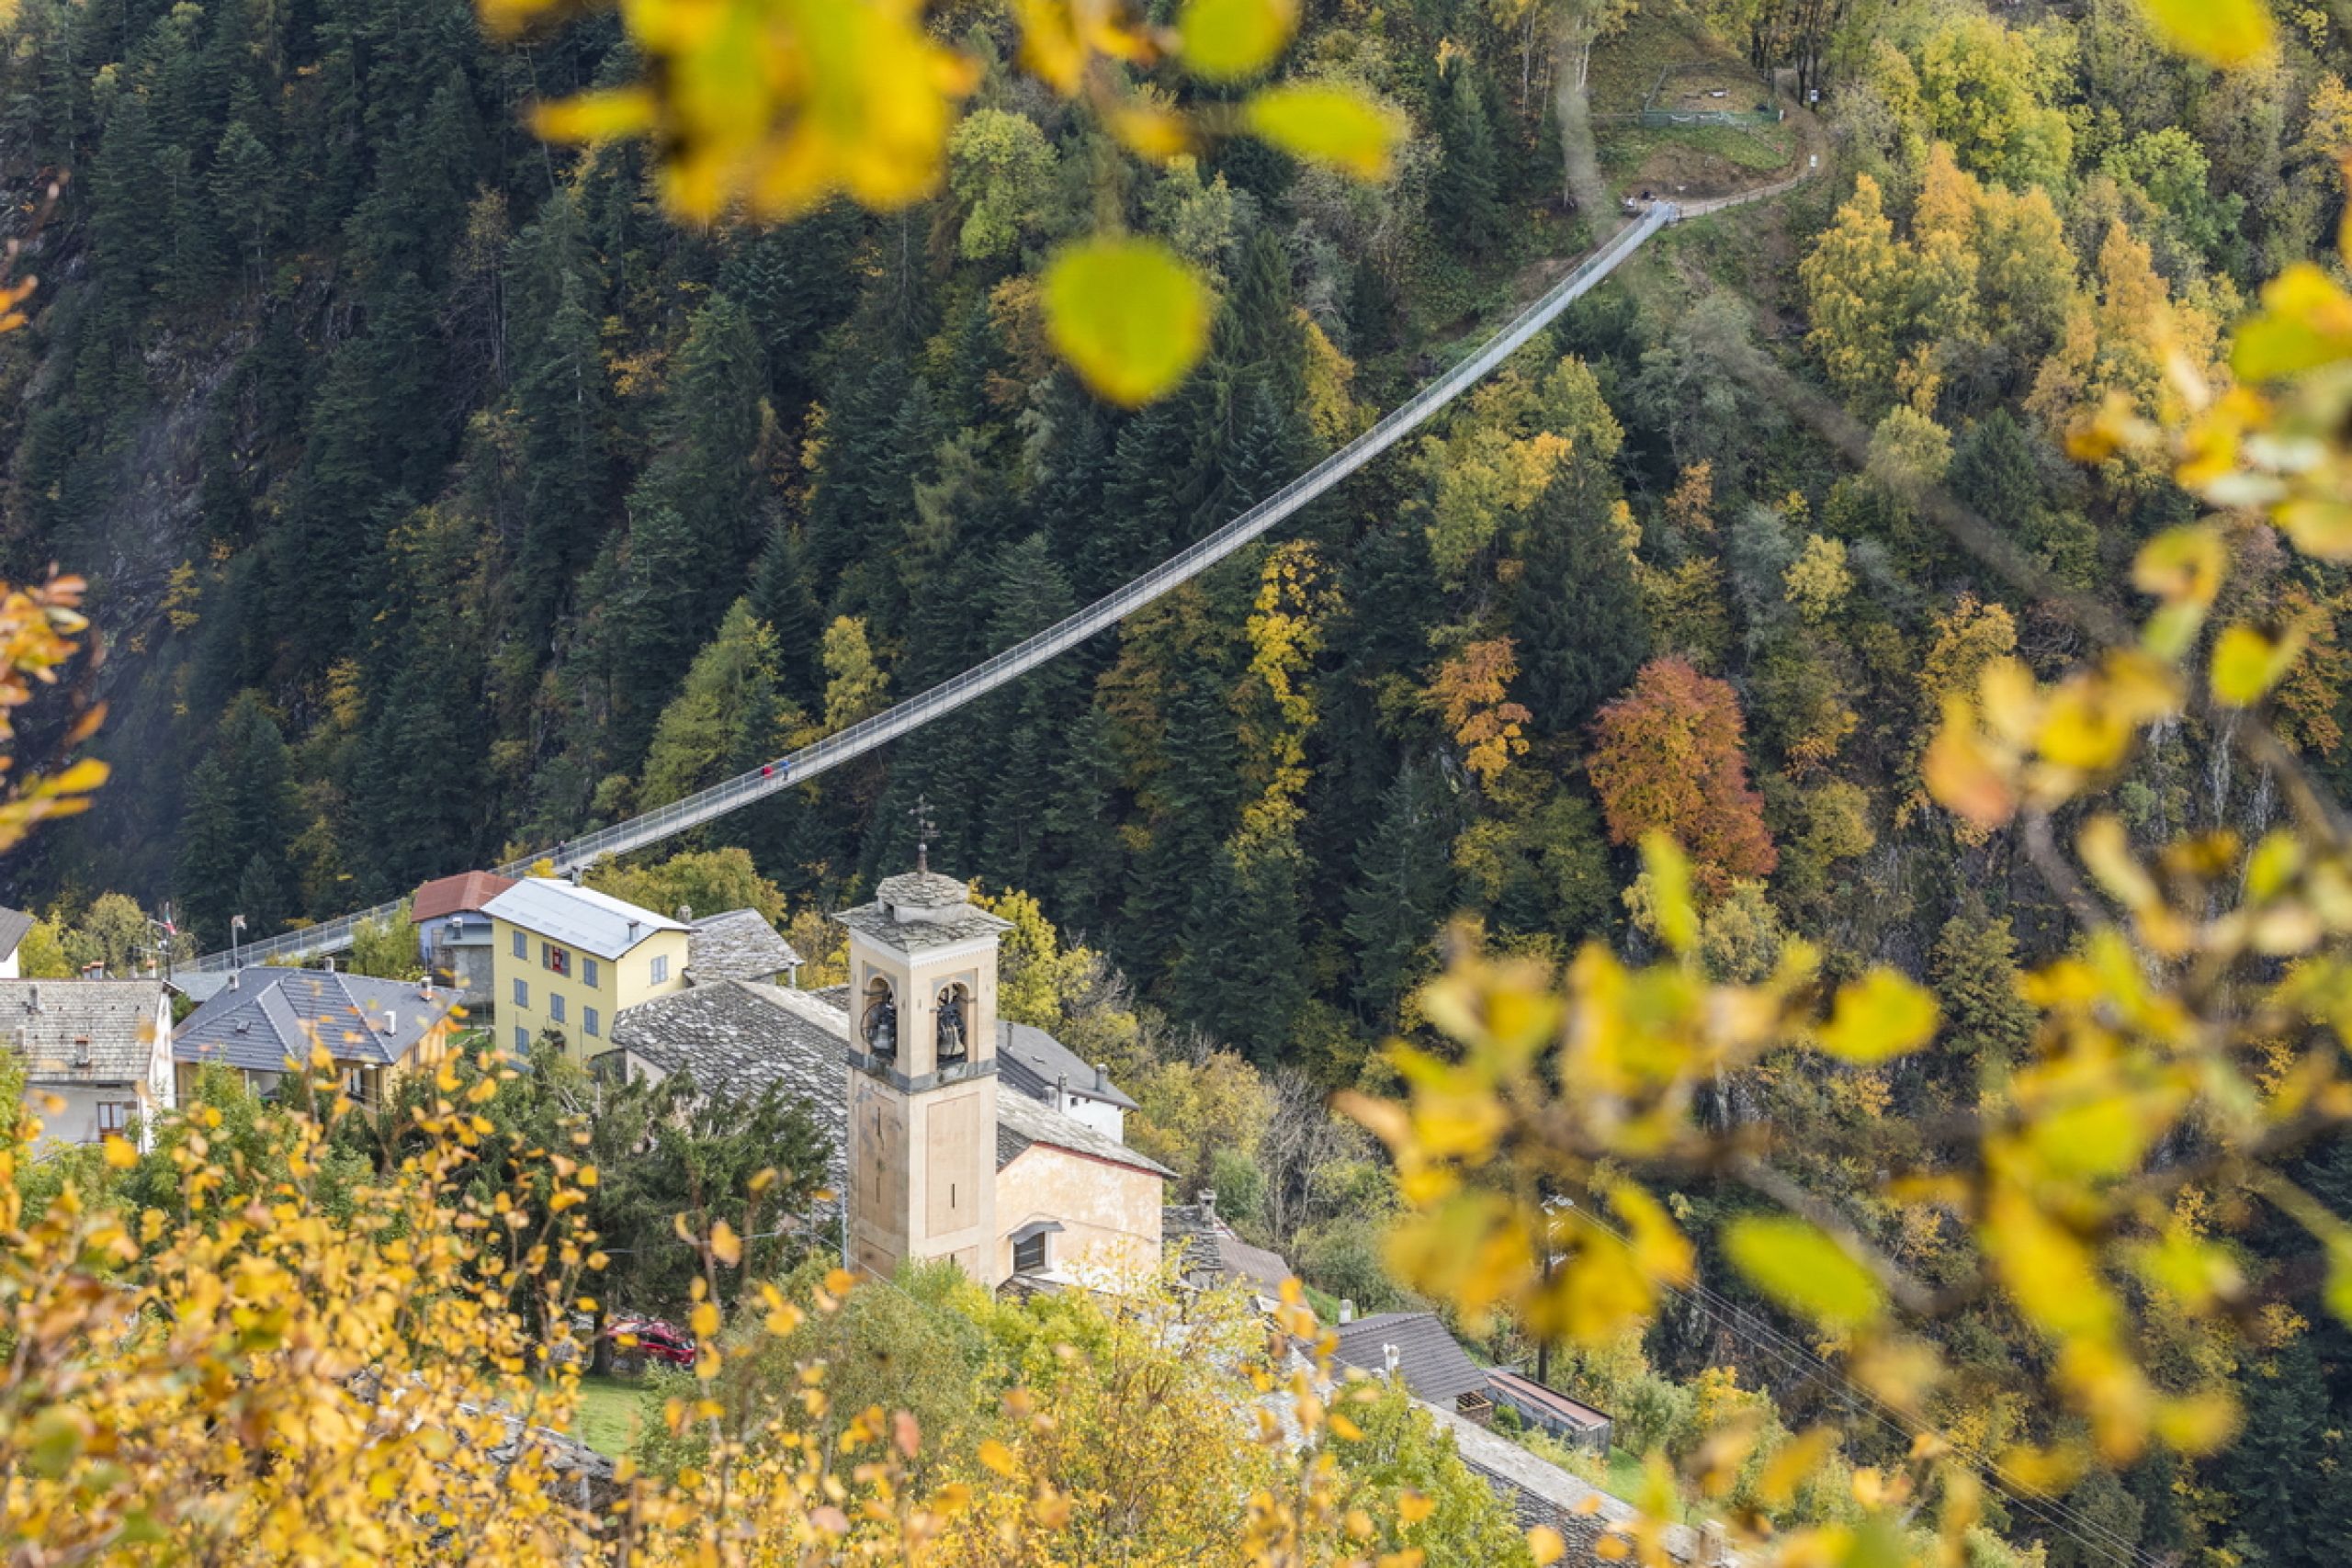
[0,978,176,1149]
[481,877,692,1059]
[410,870,516,1000]
[593,856,1171,1288]
[173,966,464,1111]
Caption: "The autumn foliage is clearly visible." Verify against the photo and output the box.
[1587,658,1775,893]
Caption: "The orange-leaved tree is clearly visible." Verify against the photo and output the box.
[1588,656,1776,895]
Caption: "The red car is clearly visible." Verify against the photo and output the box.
[601,1315,695,1370]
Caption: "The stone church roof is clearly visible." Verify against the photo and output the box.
[996,1090,1173,1180]
[603,980,849,1197]
[685,908,803,984]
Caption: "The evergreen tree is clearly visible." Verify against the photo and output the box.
[1931,900,2037,1073]
[1122,650,1243,982]
[1510,458,1648,734]
[2216,1335,2328,1568]
[1431,61,1506,257]
[1344,761,1457,1023]
[173,756,246,944]
[748,524,826,706]
[509,192,615,642]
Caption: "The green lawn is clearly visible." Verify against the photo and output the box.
[1598,121,1796,177]
[560,1373,650,1459]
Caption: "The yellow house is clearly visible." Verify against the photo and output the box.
[481,878,689,1060]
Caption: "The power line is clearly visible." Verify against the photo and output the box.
[1566,1203,2155,1568]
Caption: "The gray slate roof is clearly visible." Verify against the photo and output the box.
[479,878,686,960]
[1330,1312,1488,1405]
[686,909,803,984]
[1417,1397,1722,1565]
[0,979,164,1085]
[175,970,460,1073]
[0,905,35,963]
[605,979,849,1194]
[1163,1201,1293,1294]
[997,1089,1173,1180]
[998,1020,1138,1111]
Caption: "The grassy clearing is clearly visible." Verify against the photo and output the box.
[1599,122,1795,178]
[1587,1,1759,115]
[563,1373,650,1459]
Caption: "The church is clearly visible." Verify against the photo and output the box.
[588,857,1172,1289]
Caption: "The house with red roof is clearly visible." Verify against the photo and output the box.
[411,870,515,999]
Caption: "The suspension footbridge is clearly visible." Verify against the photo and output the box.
[192,201,1689,972]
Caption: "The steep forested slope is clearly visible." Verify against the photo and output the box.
[9,0,2352,1561]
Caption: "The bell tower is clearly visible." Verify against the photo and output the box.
[832,825,1009,1286]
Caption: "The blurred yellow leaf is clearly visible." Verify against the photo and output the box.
[2328,1239,2352,1327]
[710,1220,742,1266]
[1177,0,1298,81]
[1241,84,1399,178]
[2211,623,2304,707]
[1398,1490,1434,1523]
[2132,0,2273,66]
[1639,832,1699,955]
[1724,1216,1885,1330]
[530,87,655,143]
[1042,236,1211,406]
[479,0,571,37]
[1611,1183,1693,1289]
[2232,264,2352,381]
[1529,1525,1567,1565]
[101,1135,138,1170]
[690,1301,720,1340]
[1817,970,1939,1063]
[978,1437,1017,1475]
[2276,499,2352,559]
[1106,101,1193,163]
[1923,697,2017,831]
[1014,0,1155,94]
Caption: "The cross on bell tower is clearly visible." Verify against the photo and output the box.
[911,794,935,874]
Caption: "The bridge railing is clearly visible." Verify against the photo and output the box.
[188,207,1674,973]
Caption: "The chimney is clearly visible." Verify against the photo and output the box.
[1198,1188,1216,1223]
[676,905,693,922]
[569,865,584,886]
[229,970,240,990]
[1094,1062,1109,1092]
[322,957,335,974]
[71,1036,89,1067]
[627,919,639,943]
[1056,1071,1069,1109]
[27,985,37,1012]
[1340,1299,1356,1325]
[1383,1343,1401,1376]
[384,1011,397,1035]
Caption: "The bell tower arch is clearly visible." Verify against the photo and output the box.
[833,854,1009,1286]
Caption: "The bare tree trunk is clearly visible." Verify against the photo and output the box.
[1553,18,1610,219]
